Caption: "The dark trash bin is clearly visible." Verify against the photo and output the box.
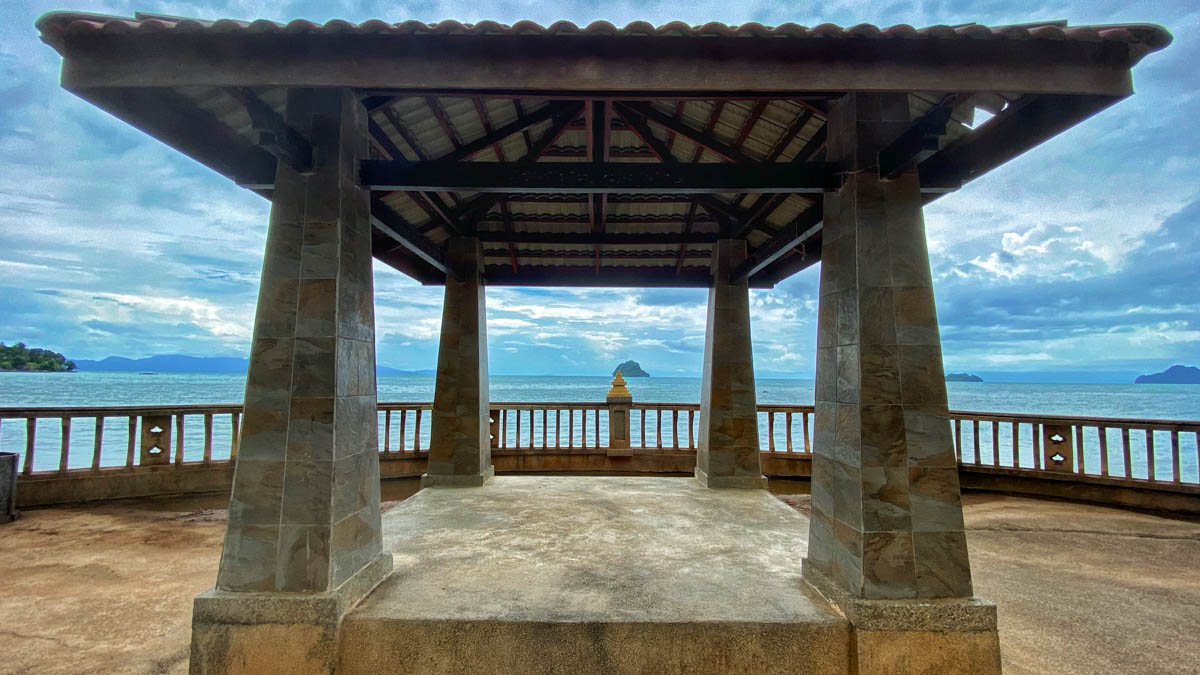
[0,452,18,523]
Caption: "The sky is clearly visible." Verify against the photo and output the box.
[0,0,1197,381]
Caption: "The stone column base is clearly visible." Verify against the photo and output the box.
[420,465,495,488]
[694,467,768,489]
[190,552,393,675]
[801,559,1002,674]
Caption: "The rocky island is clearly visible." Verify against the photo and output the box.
[613,360,650,377]
[1134,365,1200,384]
[945,372,983,383]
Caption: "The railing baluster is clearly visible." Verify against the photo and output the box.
[972,420,980,466]
[175,414,186,465]
[23,419,35,474]
[500,409,506,449]
[203,414,213,462]
[1145,429,1156,481]
[656,409,662,449]
[594,409,600,448]
[1033,423,1041,470]
[59,417,71,474]
[1098,426,1109,477]
[383,410,391,454]
[516,409,523,449]
[399,410,408,452]
[803,412,811,453]
[689,410,695,450]
[414,409,423,452]
[92,417,104,470]
[640,410,646,448]
[568,409,574,448]
[230,412,241,459]
[672,410,679,450]
[1121,427,1132,478]
[768,411,776,452]
[555,410,561,449]
[786,413,793,453]
[953,418,961,460]
[1074,424,1084,474]
[542,409,548,449]
[1170,430,1181,484]
[126,416,137,468]
[990,420,999,466]
[1009,420,1019,468]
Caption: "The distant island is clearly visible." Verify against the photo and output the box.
[1134,365,1200,384]
[614,360,650,377]
[74,354,431,376]
[945,373,983,383]
[0,342,76,372]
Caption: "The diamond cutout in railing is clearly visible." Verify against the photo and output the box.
[1050,452,1066,465]
[150,425,164,434]
[1049,433,1065,444]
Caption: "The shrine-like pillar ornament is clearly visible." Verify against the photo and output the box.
[802,93,1001,673]
[425,236,494,487]
[190,88,392,674]
[696,239,766,489]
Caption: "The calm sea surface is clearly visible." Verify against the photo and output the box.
[1,372,1197,478]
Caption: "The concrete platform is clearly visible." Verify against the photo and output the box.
[337,476,850,674]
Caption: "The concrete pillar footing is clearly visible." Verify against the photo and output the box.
[190,552,393,674]
[801,559,1001,674]
[694,467,768,490]
[420,465,495,488]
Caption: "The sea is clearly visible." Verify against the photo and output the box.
[1,372,1198,480]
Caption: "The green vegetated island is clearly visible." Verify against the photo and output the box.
[945,372,983,382]
[1135,365,1200,384]
[0,342,76,372]
[614,360,650,377]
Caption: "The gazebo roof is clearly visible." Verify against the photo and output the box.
[36,12,1171,288]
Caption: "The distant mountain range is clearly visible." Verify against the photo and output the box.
[73,354,432,376]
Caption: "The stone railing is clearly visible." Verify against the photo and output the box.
[2,401,1197,510]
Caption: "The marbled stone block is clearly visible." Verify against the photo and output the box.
[287,397,335,462]
[913,530,973,598]
[281,460,333,525]
[862,531,917,599]
[277,524,331,592]
[861,466,911,531]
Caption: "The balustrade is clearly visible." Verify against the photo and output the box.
[3,402,1197,492]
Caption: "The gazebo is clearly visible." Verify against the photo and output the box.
[37,13,1169,674]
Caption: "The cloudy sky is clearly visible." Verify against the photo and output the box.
[1,0,1196,380]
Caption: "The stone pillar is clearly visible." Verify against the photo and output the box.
[802,93,1000,673]
[190,88,392,675]
[423,237,494,488]
[606,372,633,456]
[696,239,766,489]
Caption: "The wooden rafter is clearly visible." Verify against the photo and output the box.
[378,105,429,160]
[511,100,535,155]
[732,205,824,282]
[766,108,814,162]
[440,102,583,226]
[619,102,756,164]
[425,96,462,148]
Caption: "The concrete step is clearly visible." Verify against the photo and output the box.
[336,476,850,674]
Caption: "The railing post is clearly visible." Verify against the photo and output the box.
[606,372,633,457]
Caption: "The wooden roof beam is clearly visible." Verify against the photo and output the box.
[425,96,463,148]
[226,87,312,173]
[360,160,838,193]
[370,196,455,279]
[476,232,720,245]
[732,206,823,282]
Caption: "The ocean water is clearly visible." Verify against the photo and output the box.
[1,372,1197,479]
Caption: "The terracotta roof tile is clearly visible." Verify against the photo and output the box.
[35,12,1171,57]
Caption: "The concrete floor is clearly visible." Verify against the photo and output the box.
[0,479,1197,674]
[339,477,848,673]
